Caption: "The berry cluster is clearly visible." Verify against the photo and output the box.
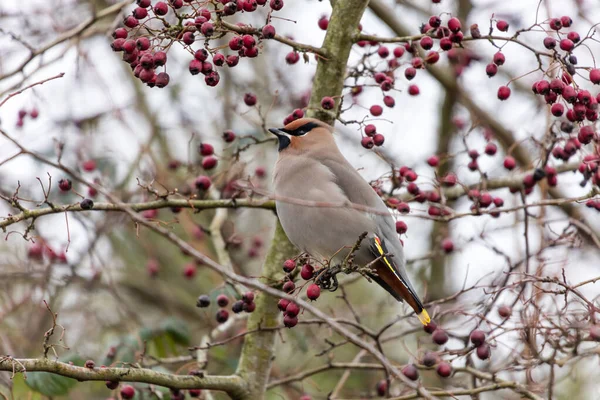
[111,0,286,89]
[278,259,321,328]
[15,107,38,128]
[196,291,257,324]
[27,242,68,264]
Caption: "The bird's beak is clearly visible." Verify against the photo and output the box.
[269,128,292,151]
[268,128,287,137]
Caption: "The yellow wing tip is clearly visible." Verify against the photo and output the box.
[417,309,431,325]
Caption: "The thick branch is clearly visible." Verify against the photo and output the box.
[307,0,371,124]
[0,358,247,397]
[235,222,296,399]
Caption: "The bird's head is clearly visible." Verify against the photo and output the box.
[268,118,334,152]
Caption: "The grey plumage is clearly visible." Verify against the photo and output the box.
[269,118,429,324]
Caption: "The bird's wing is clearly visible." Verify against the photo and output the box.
[321,157,428,321]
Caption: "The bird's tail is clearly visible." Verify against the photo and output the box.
[368,235,430,325]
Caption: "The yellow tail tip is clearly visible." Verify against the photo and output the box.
[417,309,431,325]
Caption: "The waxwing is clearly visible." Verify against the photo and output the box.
[269,118,430,324]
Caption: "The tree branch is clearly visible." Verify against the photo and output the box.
[0,358,248,397]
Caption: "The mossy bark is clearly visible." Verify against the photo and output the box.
[235,1,370,398]
[307,0,370,125]
[234,222,296,399]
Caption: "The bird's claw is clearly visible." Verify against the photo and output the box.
[316,265,340,292]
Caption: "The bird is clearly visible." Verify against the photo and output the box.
[269,117,430,325]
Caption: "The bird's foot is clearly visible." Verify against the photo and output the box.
[316,265,341,292]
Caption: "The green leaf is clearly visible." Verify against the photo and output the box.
[25,355,84,396]
[160,318,190,345]
[12,373,42,400]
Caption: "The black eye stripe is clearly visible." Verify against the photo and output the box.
[283,122,319,136]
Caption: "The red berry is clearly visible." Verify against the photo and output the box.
[441,238,454,253]
[113,27,128,39]
[496,20,509,31]
[283,314,298,328]
[560,38,574,52]
[578,126,595,144]
[485,142,497,155]
[551,103,564,117]
[285,51,299,64]
[440,37,452,50]
[376,380,387,396]
[124,16,139,28]
[405,67,417,80]
[361,137,374,149]
[393,46,405,58]
[424,321,437,334]
[377,46,390,58]
[470,329,486,346]
[370,105,383,116]
[154,2,168,15]
[436,362,452,377]
[492,52,505,66]
[373,133,385,146]
[282,260,296,273]
[497,86,511,100]
[318,16,329,30]
[106,380,119,389]
[321,96,335,110]
[285,302,300,317]
[283,281,296,293]
[194,175,211,191]
[543,37,556,49]
[82,160,96,172]
[498,305,512,318]
[155,72,170,88]
[243,301,256,313]
[590,69,600,84]
[408,85,420,96]
[242,34,255,48]
[223,130,236,142]
[306,284,321,300]
[422,351,438,366]
[58,179,72,192]
[189,389,202,397]
[447,17,461,33]
[202,156,218,170]
[549,18,562,30]
[485,63,498,77]
[429,16,441,28]
[395,220,408,234]
[427,155,439,167]
[364,124,376,136]
[396,202,410,213]
[420,36,433,50]
[121,385,136,399]
[244,93,257,106]
[442,173,457,186]
[300,264,314,280]
[278,298,290,311]
[503,156,516,170]
[262,24,276,39]
[476,343,491,360]
[567,31,580,43]
[402,364,419,381]
[216,294,229,307]
[133,7,148,19]
[216,309,229,323]
[270,0,284,11]
[432,329,449,345]
[183,263,197,278]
